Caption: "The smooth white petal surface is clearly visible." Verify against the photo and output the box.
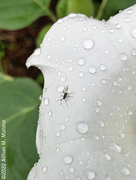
[26,5,136,180]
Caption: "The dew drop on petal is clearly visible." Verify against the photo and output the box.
[131,48,136,56]
[120,53,128,61]
[121,167,130,176]
[78,58,86,66]
[61,77,66,82]
[81,87,87,92]
[96,100,102,106]
[89,66,96,74]
[60,124,66,130]
[82,39,94,50]
[104,154,111,161]
[57,85,65,93]
[127,9,133,14]
[57,19,63,24]
[79,72,84,77]
[44,98,49,106]
[56,131,61,137]
[42,166,48,173]
[69,167,75,173]
[34,48,41,56]
[125,17,130,23]
[105,176,111,180]
[101,79,106,85]
[60,36,65,42]
[99,64,106,71]
[86,171,96,179]
[118,38,123,43]
[131,27,136,38]
[109,142,121,153]
[64,155,73,164]
[76,177,81,180]
[115,23,122,29]
[68,13,77,18]
[48,111,52,117]
[76,122,89,134]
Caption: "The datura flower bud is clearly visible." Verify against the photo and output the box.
[26,5,136,180]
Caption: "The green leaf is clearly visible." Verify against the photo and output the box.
[67,0,94,17]
[0,0,52,30]
[56,0,68,18]
[0,77,42,180]
[36,24,52,47]
[98,0,136,20]
[0,72,13,85]
[56,0,94,18]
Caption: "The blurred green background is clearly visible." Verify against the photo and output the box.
[0,0,136,179]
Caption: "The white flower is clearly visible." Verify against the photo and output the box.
[26,5,136,180]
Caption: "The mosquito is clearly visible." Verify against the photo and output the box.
[59,85,74,107]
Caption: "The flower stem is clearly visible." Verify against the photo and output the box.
[96,0,108,20]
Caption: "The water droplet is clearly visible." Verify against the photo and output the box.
[98,120,105,127]
[121,167,130,176]
[42,166,48,173]
[81,87,87,92]
[104,50,109,55]
[34,48,41,56]
[48,111,52,117]
[57,19,63,24]
[104,154,111,161]
[44,98,49,106]
[39,95,42,100]
[131,27,136,38]
[64,155,73,164]
[69,66,74,71]
[60,124,66,130]
[57,85,64,93]
[68,59,73,63]
[76,177,81,180]
[120,53,128,61]
[109,142,121,153]
[82,98,86,103]
[56,131,61,137]
[112,81,118,86]
[86,171,96,179]
[125,17,130,23]
[94,107,100,113]
[105,176,111,180]
[79,72,84,77]
[101,79,106,85]
[89,66,96,74]
[60,36,65,42]
[78,58,86,66]
[83,27,87,32]
[96,100,102,106]
[115,23,122,29]
[76,122,89,134]
[68,13,77,18]
[109,29,114,33]
[99,64,106,71]
[69,167,75,173]
[61,77,66,82]
[47,54,51,59]
[127,9,133,14]
[63,26,67,31]
[128,110,133,115]
[82,39,94,50]
[131,48,136,56]
[94,135,99,140]
[118,38,123,43]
